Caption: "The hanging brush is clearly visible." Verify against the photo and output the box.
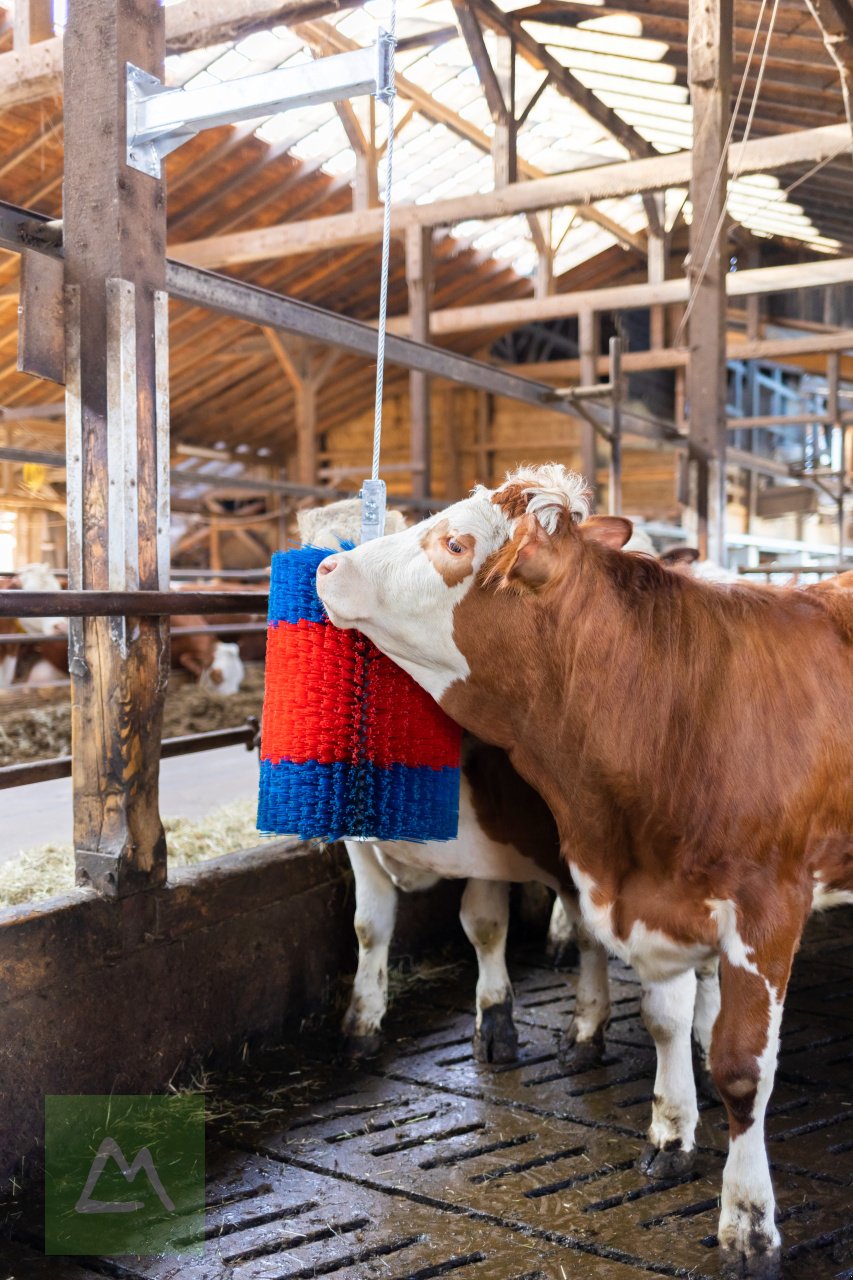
[257,2,462,843]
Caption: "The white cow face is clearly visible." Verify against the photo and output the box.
[202,641,245,696]
[316,465,591,701]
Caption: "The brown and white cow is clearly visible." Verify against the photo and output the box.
[301,500,615,1069]
[317,463,853,1279]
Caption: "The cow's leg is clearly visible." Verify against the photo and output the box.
[711,910,804,1280]
[459,878,518,1064]
[545,895,579,968]
[637,969,699,1177]
[558,892,610,1068]
[693,957,721,1098]
[0,653,16,687]
[341,841,397,1059]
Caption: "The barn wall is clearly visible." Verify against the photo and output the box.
[0,840,464,1187]
[319,382,681,519]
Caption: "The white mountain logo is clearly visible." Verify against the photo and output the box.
[74,1137,176,1215]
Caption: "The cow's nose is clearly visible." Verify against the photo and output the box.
[317,558,338,576]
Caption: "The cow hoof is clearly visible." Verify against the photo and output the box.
[344,1032,383,1061]
[546,938,580,970]
[719,1245,782,1280]
[473,1000,518,1065]
[557,1023,605,1071]
[636,1142,695,1179]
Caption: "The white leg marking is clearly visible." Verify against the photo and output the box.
[560,893,610,1043]
[692,958,720,1068]
[0,653,16,688]
[459,878,512,1024]
[709,898,784,1260]
[718,986,783,1258]
[342,841,398,1041]
[546,895,575,954]
[641,970,699,1154]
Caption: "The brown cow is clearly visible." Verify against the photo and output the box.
[316,464,853,1279]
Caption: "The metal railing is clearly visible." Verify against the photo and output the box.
[0,587,268,789]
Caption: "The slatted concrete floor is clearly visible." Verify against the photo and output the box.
[6,910,853,1279]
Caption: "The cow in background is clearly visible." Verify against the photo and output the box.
[170,615,245,695]
[0,564,68,686]
[316,464,853,1277]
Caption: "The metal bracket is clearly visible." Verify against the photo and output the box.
[127,33,395,178]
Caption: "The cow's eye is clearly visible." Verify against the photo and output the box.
[446,536,466,555]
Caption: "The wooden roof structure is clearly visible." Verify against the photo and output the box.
[0,0,851,476]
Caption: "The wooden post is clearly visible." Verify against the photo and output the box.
[493,32,517,187]
[264,329,338,487]
[476,390,494,488]
[687,0,732,561]
[13,0,53,48]
[647,193,668,349]
[578,308,600,506]
[63,0,170,896]
[406,224,432,499]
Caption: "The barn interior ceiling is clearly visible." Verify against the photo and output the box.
[0,0,851,485]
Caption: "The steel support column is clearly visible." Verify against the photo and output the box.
[63,0,170,896]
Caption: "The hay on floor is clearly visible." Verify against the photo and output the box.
[0,798,274,910]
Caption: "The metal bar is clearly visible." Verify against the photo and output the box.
[0,622,267,646]
[0,201,597,431]
[737,563,851,574]
[128,44,385,177]
[0,591,269,618]
[164,260,596,419]
[0,445,444,511]
[0,722,259,791]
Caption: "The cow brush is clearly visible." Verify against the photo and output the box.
[256,542,462,843]
[255,15,460,843]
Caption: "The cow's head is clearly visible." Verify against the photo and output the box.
[316,464,632,704]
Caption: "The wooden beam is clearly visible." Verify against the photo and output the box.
[63,0,170,898]
[13,0,53,49]
[474,0,656,162]
[647,194,668,349]
[804,0,853,146]
[387,255,853,337]
[264,328,337,485]
[687,0,732,559]
[503,327,853,379]
[294,18,642,246]
[170,124,851,268]
[452,0,507,122]
[406,224,432,500]
[0,0,367,109]
[294,20,379,211]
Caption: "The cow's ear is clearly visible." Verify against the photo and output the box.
[488,514,562,590]
[578,515,633,550]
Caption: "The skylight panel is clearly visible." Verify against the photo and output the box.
[323,146,358,175]
[203,48,253,81]
[554,48,679,86]
[523,21,670,63]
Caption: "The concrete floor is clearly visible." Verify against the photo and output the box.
[1,745,260,862]
[7,910,853,1279]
